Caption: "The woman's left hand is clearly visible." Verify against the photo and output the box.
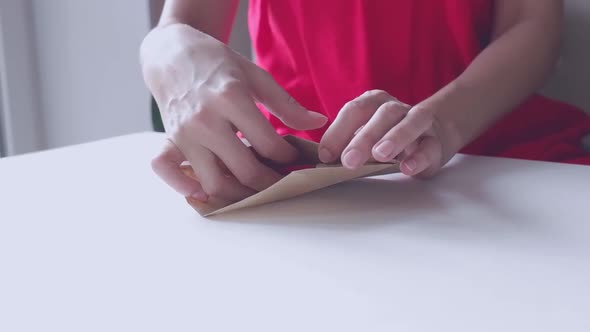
[318,90,453,177]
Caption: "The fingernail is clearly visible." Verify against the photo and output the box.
[191,191,209,202]
[343,149,363,169]
[374,140,394,159]
[307,110,328,121]
[404,159,417,173]
[318,147,333,162]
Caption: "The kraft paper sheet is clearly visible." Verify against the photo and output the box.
[182,136,400,216]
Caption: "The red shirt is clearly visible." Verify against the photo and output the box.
[248,0,590,164]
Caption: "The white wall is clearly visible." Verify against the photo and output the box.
[541,0,590,113]
[228,0,252,58]
[0,0,43,155]
[31,0,152,149]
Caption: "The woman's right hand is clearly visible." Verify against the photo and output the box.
[140,24,327,203]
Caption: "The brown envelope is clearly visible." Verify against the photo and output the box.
[182,135,400,216]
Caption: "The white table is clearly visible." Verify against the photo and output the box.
[1,132,589,331]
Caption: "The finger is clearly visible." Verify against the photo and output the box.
[241,61,328,130]
[393,140,419,162]
[400,136,442,177]
[151,140,208,201]
[341,101,408,169]
[372,106,434,163]
[319,90,395,163]
[183,143,255,202]
[221,86,300,164]
[201,124,284,192]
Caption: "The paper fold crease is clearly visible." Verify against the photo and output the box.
[184,136,400,216]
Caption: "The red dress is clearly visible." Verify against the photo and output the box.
[248,0,590,165]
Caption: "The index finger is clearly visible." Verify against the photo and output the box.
[222,87,300,164]
[182,143,256,202]
[319,90,394,163]
[200,123,284,192]
[372,106,434,162]
[151,140,207,201]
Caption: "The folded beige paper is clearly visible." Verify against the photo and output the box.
[183,136,400,216]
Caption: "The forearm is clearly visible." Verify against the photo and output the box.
[422,1,563,153]
[158,0,239,42]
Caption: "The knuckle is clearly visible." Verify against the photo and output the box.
[181,108,219,138]
[342,101,368,119]
[401,121,420,136]
[190,107,214,125]
[365,89,395,100]
[355,130,382,147]
[204,175,227,198]
[222,66,244,81]
[380,101,407,120]
[217,79,244,99]
[411,104,434,116]
[391,126,413,143]
[411,108,434,125]
[172,125,191,143]
[343,100,363,111]
[168,105,216,141]
[408,115,431,134]
[236,166,266,188]
[150,154,168,174]
[367,89,388,98]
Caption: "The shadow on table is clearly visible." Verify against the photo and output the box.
[209,156,544,238]
[204,156,590,259]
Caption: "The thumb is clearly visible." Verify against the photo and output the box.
[400,136,442,178]
[151,140,208,201]
[241,61,327,130]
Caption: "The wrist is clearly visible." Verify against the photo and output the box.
[140,25,205,106]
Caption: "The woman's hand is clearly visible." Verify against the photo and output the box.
[318,90,456,177]
[141,24,327,202]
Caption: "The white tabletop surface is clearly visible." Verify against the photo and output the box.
[1,132,589,331]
